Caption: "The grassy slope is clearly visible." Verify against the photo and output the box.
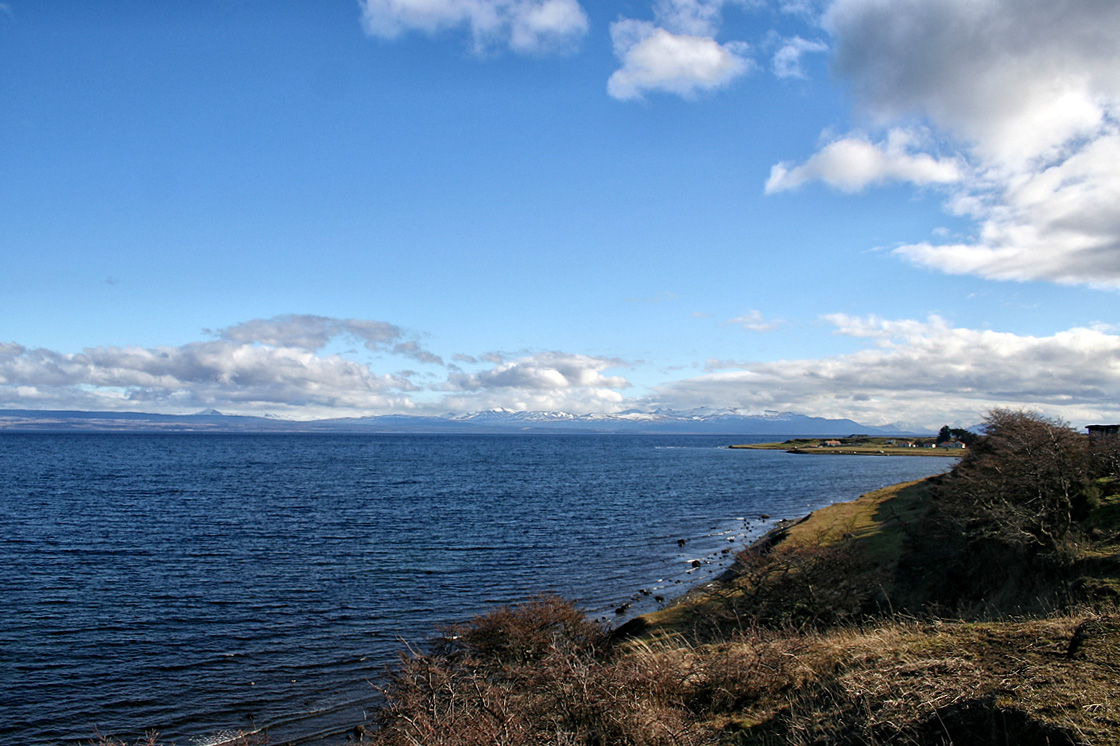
[629,478,1120,745]
[640,478,933,634]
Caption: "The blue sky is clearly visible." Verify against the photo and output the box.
[2,0,1118,430]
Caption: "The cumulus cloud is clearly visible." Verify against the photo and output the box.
[608,20,751,101]
[771,0,1120,287]
[216,315,403,352]
[0,323,639,419]
[726,310,782,332]
[0,340,417,419]
[766,129,963,193]
[826,0,1120,166]
[894,133,1120,286]
[7,313,1120,428]
[650,0,729,37]
[359,0,589,55]
[0,316,453,419]
[439,351,631,412]
[214,314,445,365]
[771,35,827,79]
[648,315,1120,430]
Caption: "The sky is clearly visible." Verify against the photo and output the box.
[1,0,1119,431]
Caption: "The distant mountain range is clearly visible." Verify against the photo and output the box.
[0,407,924,436]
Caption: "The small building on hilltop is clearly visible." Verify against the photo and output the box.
[1087,424,1120,438]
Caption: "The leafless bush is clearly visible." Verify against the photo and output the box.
[431,593,607,669]
[371,595,714,746]
[939,409,1090,551]
[1088,430,1120,484]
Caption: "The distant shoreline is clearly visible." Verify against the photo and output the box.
[731,437,963,457]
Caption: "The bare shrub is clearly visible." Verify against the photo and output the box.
[371,595,714,746]
[431,593,607,669]
[895,409,1120,614]
[684,632,830,716]
[1088,430,1120,485]
[940,409,1090,551]
[531,644,711,746]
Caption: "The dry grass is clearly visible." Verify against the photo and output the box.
[579,611,1120,745]
[370,595,715,746]
[366,582,1120,745]
[758,614,1120,745]
[620,614,1120,745]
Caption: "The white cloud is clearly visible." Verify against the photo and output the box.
[648,315,1120,430]
[771,0,1120,288]
[726,310,782,332]
[0,316,452,419]
[894,132,1120,286]
[0,331,639,419]
[766,129,963,193]
[651,0,727,37]
[507,0,589,52]
[771,35,827,79]
[359,0,589,55]
[438,351,631,413]
[445,351,628,391]
[7,314,1120,429]
[216,315,402,352]
[608,20,751,101]
[826,0,1120,166]
[0,340,417,419]
[216,314,445,364]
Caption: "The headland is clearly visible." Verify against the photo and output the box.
[733,435,964,456]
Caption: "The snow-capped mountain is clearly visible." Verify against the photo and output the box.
[438,408,906,435]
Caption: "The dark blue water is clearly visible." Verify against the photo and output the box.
[0,433,951,745]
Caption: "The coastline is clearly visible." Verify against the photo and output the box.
[731,439,962,457]
[628,477,929,636]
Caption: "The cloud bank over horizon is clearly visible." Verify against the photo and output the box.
[3,314,1119,431]
[650,315,1120,430]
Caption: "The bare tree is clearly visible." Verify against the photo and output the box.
[939,409,1089,550]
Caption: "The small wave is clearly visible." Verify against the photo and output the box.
[189,728,263,746]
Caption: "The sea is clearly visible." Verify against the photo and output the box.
[0,433,953,746]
